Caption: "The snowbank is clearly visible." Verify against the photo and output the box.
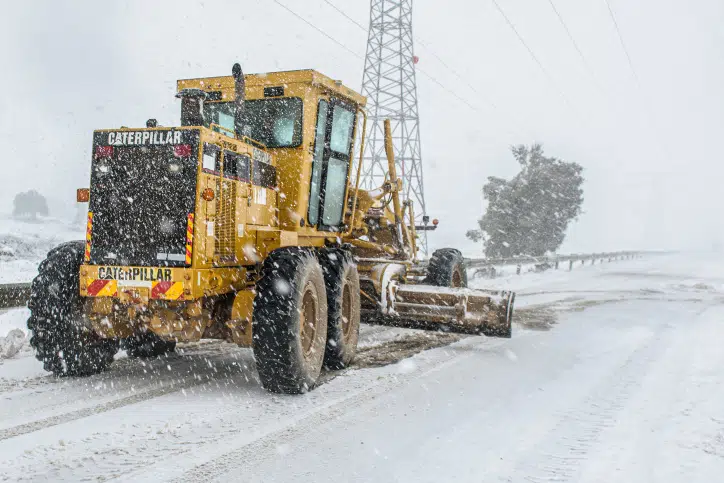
[0,307,29,360]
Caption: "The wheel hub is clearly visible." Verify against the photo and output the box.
[300,282,318,357]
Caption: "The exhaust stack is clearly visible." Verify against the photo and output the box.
[232,63,246,139]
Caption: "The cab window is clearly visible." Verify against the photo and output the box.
[308,99,356,230]
[240,98,303,148]
[203,102,235,135]
[329,105,354,153]
[308,100,328,226]
[223,151,250,181]
[201,98,304,148]
[202,143,220,173]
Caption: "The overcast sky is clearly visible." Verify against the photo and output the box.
[2,0,723,254]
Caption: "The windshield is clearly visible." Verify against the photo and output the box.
[203,98,303,148]
[203,102,235,135]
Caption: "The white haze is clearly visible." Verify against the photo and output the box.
[1,0,722,254]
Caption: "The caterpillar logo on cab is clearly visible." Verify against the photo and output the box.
[107,130,182,146]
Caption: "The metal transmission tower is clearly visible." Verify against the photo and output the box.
[360,0,429,253]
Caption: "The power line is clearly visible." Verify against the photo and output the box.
[491,0,581,119]
[414,37,508,115]
[602,0,673,166]
[277,1,497,119]
[546,0,606,96]
[414,69,485,113]
[603,0,641,86]
[321,0,498,106]
[272,0,363,59]
[321,0,367,32]
[320,0,480,105]
[317,0,527,138]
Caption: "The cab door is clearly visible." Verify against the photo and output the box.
[308,98,356,231]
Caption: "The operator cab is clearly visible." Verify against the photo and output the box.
[176,69,367,235]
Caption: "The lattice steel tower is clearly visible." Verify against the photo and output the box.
[360,0,428,253]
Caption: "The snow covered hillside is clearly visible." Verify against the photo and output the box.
[0,217,84,359]
[0,216,84,284]
[1,252,723,481]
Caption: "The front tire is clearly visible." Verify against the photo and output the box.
[27,241,118,376]
[320,249,361,370]
[424,248,467,288]
[253,248,328,394]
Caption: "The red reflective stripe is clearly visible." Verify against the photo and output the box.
[185,213,194,265]
[87,279,109,297]
[85,212,93,262]
[151,281,174,299]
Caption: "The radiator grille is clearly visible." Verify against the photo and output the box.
[215,180,237,263]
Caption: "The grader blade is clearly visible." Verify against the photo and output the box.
[367,284,515,337]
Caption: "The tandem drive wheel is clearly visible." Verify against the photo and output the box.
[252,248,328,394]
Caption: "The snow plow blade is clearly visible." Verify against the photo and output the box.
[365,285,515,337]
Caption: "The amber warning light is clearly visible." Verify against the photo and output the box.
[201,188,215,201]
[415,217,439,231]
[77,188,90,203]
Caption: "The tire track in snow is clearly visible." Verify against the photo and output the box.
[0,342,261,440]
[0,372,209,441]
[507,311,682,482]
[0,326,394,434]
[0,326,455,447]
[129,337,513,482]
[575,304,724,481]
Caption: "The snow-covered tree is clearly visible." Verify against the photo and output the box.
[467,144,584,257]
[12,190,49,220]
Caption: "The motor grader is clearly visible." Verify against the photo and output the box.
[27,64,515,394]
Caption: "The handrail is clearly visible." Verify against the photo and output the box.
[209,123,235,137]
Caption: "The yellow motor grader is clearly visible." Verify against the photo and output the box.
[27,64,515,393]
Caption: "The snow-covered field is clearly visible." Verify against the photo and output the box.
[0,217,83,359]
[1,252,723,481]
[0,216,84,284]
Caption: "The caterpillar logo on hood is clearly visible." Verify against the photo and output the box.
[107,130,182,146]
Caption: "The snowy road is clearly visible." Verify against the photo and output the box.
[1,253,724,481]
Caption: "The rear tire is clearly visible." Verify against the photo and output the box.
[320,249,360,370]
[253,248,328,394]
[122,332,176,358]
[424,248,467,288]
[27,241,118,376]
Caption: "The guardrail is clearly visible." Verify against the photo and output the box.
[0,283,31,309]
[0,251,649,309]
[465,251,645,278]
